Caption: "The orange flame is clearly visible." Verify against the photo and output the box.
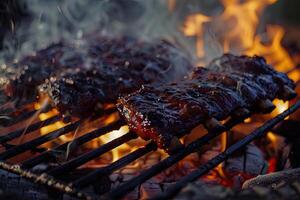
[219,0,277,51]
[247,25,299,80]
[182,13,211,58]
[99,125,130,162]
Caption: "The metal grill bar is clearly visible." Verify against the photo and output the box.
[21,120,125,169]
[0,115,60,144]
[106,117,245,198]
[72,117,238,191]
[0,104,52,127]
[0,107,117,145]
[73,142,157,189]
[0,120,82,160]
[47,132,137,176]
[154,100,300,199]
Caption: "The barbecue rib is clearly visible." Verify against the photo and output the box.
[208,54,296,101]
[1,42,84,102]
[41,37,192,117]
[117,54,296,154]
[1,36,192,111]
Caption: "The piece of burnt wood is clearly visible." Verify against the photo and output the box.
[173,180,300,200]
[0,168,83,200]
[243,167,300,189]
[0,161,93,200]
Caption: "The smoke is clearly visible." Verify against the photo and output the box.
[0,1,190,62]
[1,0,279,66]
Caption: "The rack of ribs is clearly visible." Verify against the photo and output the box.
[117,54,297,154]
[1,42,81,103]
[41,37,192,117]
[1,36,192,108]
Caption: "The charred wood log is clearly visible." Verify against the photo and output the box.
[0,162,92,200]
[0,169,76,200]
[242,167,300,189]
[174,180,300,200]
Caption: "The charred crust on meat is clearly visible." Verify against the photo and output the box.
[118,54,296,153]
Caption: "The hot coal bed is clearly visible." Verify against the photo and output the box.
[1,0,300,200]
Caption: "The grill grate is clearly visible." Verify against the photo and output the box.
[0,85,299,199]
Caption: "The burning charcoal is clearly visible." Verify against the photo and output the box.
[222,144,268,182]
[118,54,296,153]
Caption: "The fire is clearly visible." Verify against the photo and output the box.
[182,14,211,58]
[219,0,276,51]
[181,0,298,117]
[38,109,68,136]
[271,99,289,118]
[99,125,130,162]
[180,0,299,186]
[247,25,297,76]
[181,0,298,82]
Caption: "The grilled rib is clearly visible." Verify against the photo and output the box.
[41,37,192,117]
[1,36,192,110]
[117,54,296,154]
[208,54,296,101]
[1,42,84,102]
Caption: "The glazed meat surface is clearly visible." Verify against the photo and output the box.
[118,82,244,153]
[208,54,295,100]
[1,42,84,102]
[41,37,193,117]
[117,54,296,153]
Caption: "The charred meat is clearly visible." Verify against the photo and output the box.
[117,54,296,154]
[41,37,192,117]
[1,42,84,102]
[208,54,296,101]
[1,36,192,109]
